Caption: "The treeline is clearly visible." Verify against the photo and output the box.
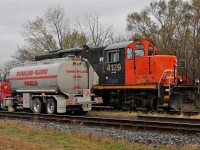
[6,0,200,80]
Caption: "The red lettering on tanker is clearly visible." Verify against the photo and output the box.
[73,75,82,78]
[66,70,88,73]
[24,81,38,86]
[16,69,48,76]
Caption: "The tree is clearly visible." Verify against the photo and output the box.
[12,5,85,63]
[45,5,68,50]
[76,14,115,47]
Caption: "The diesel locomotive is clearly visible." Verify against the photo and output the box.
[35,39,200,111]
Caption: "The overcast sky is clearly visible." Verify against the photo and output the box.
[0,0,152,65]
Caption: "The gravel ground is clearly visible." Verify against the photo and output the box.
[2,119,199,147]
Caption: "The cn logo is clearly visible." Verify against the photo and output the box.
[84,90,90,97]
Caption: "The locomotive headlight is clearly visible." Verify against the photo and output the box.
[178,78,182,84]
[195,79,199,85]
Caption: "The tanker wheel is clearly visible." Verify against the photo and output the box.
[0,96,3,110]
[46,99,56,114]
[32,98,43,113]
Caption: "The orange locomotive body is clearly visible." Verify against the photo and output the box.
[125,40,176,85]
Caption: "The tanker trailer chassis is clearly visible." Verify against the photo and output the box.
[2,90,102,114]
[0,57,102,114]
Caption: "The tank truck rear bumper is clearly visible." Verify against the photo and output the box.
[65,96,103,112]
[54,95,102,113]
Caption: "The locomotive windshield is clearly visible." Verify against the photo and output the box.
[135,44,144,49]
[135,50,144,56]
[134,43,144,56]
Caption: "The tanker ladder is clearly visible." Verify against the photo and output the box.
[74,56,83,95]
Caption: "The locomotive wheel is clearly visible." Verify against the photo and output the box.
[32,98,43,113]
[46,99,56,114]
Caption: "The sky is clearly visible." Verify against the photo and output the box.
[0,0,152,65]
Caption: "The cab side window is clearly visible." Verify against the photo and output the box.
[148,45,154,55]
[107,50,119,63]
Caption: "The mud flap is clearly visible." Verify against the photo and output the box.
[53,95,66,113]
[82,104,92,111]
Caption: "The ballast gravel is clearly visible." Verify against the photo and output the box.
[2,119,199,147]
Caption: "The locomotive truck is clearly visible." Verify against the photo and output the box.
[0,57,102,114]
[35,39,200,112]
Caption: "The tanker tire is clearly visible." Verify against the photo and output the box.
[0,96,3,110]
[32,98,43,114]
[46,99,56,114]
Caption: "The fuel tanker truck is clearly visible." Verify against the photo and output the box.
[0,57,102,114]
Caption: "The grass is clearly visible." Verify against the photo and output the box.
[0,120,198,150]
[87,110,200,119]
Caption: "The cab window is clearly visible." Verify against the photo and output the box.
[135,44,144,49]
[127,48,133,60]
[107,50,119,63]
[148,45,154,55]
[135,50,144,56]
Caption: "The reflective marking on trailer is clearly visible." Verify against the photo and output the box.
[66,99,73,104]
[95,97,103,101]
[84,90,90,97]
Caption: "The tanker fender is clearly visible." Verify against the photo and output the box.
[31,95,66,113]
[53,95,67,113]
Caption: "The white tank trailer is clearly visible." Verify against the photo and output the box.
[4,57,102,114]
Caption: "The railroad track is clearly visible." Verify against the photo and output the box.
[0,111,199,135]
[138,116,200,124]
[92,106,200,116]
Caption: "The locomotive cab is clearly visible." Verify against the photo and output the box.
[101,39,162,86]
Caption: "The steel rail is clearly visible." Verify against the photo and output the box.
[138,116,200,124]
[0,111,199,135]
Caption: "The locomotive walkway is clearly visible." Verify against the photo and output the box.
[0,111,199,135]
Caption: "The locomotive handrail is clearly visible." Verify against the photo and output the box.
[158,69,174,97]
